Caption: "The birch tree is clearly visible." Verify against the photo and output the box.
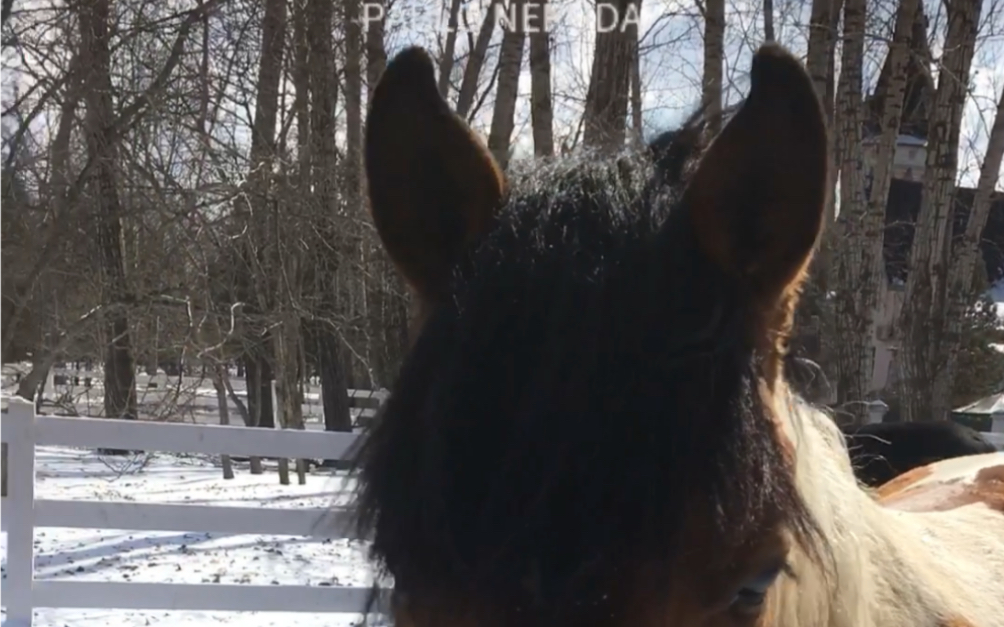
[896,0,986,422]
[937,86,1004,412]
[832,0,920,420]
[628,1,642,145]
[830,0,869,417]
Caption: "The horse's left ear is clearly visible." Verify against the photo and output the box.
[682,43,829,309]
[365,47,505,304]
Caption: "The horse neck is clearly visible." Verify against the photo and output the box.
[776,398,961,627]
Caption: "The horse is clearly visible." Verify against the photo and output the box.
[781,355,999,487]
[351,42,1004,627]
[841,420,999,488]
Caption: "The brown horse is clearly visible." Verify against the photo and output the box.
[352,43,1004,627]
[841,420,999,488]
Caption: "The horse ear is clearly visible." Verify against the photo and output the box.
[682,43,829,309]
[365,46,505,302]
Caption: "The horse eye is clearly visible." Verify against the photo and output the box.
[730,587,767,614]
[728,564,783,616]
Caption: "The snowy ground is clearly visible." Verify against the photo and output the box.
[1,446,386,627]
[992,279,1004,321]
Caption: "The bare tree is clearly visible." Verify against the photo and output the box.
[438,0,464,97]
[628,1,642,145]
[700,0,724,136]
[583,0,639,151]
[763,0,775,42]
[937,86,1004,411]
[831,0,920,421]
[319,0,357,436]
[528,0,554,157]
[831,0,867,415]
[488,0,527,167]
[365,0,386,91]
[792,0,845,387]
[79,0,139,436]
[240,0,288,454]
[456,0,502,119]
[896,0,986,422]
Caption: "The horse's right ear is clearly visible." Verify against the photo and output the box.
[365,47,505,302]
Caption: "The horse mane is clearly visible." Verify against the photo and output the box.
[350,119,826,618]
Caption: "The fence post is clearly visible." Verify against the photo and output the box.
[271,379,280,429]
[4,396,38,626]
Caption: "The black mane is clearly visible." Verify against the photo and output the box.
[352,126,819,619]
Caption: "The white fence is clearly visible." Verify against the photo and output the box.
[1,364,390,427]
[0,397,388,626]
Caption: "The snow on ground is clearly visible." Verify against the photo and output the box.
[992,278,1004,322]
[1,446,386,627]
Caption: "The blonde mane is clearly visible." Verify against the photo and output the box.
[774,388,1004,627]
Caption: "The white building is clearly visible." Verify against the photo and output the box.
[861,133,927,184]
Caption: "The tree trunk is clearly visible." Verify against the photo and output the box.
[862,0,919,235]
[293,0,310,175]
[318,331,352,468]
[628,2,642,145]
[583,0,638,151]
[362,0,396,381]
[79,0,138,453]
[804,0,843,237]
[763,0,775,41]
[831,0,869,419]
[210,363,235,480]
[700,0,724,137]
[793,0,843,392]
[455,0,501,119]
[896,0,983,422]
[438,0,464,97]
[245,346,275,428]
[244,342,273,475]
[365,0,386,92]
[313,0,352,437]
[528,0,554,157]
[938,85,1004,416]
[832,0,918,422]
[274,315,306,485]
[487,0,527,168]
[240,0,286,476]
[343,0,362,214]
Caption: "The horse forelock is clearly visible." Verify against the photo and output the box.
[355,42,1004,627]
[352,135,826,624]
